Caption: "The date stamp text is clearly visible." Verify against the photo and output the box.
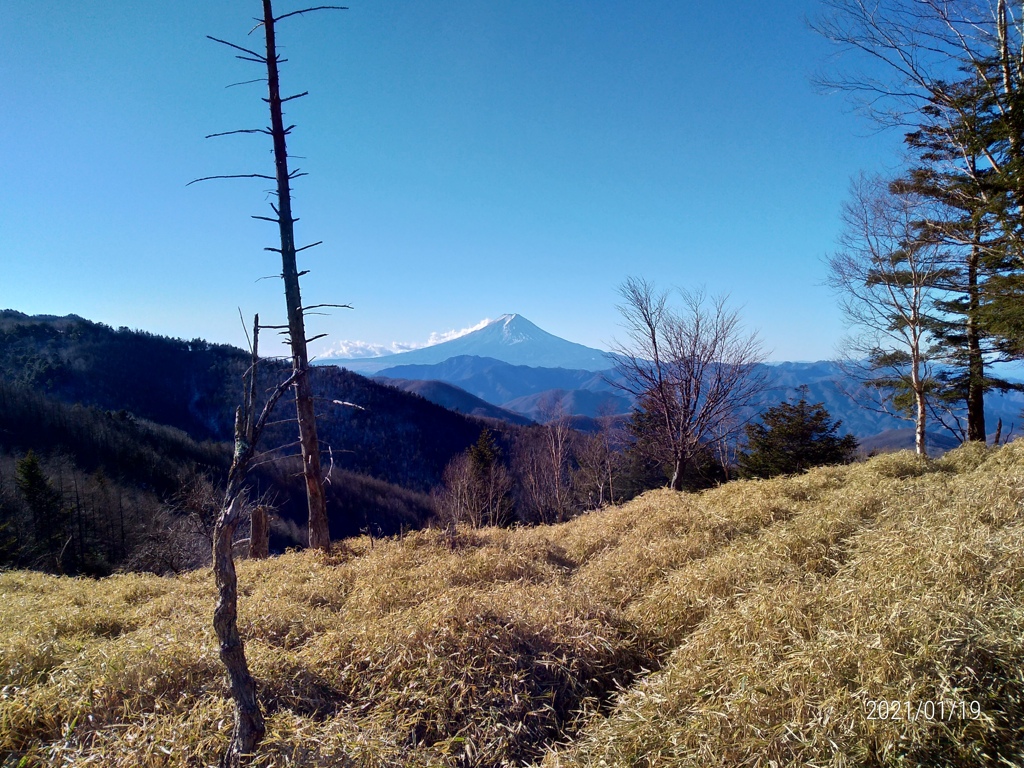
[864,699,982,722]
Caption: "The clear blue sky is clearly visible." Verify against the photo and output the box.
[1,1,903,361]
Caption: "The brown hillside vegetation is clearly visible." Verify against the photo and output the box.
[2,443,1023,766]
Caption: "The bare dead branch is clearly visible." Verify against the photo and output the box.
[205,129,270,139]
[186,173,275,186]
[238,308,253,355]
[332,400,366,410]
[300,303,352,311]
[207,35,267,62]
[295,241,323,252]
[274,6,348,23]
[226,78,267,88]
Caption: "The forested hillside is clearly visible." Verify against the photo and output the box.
[0,312,517,571]
[0,311,504,486]
[0,311,247,441]
[0,380,229,575]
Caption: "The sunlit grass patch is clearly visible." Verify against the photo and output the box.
[541,444,1024,768]
[2,443,1023,766]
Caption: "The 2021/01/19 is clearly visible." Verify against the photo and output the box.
[865,699,981,722]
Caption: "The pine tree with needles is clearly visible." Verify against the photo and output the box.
[739,389,858,479]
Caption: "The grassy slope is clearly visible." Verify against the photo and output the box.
[1,444,1023,766]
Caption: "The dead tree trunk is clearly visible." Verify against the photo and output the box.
[196,3,346,553]
[214,491,264,768]
[261,0,331,552]
[249,506,269,559]
[213,317,298,766]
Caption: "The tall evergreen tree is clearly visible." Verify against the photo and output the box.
[15,450,70,567]
[893,73,1023,442]
[816,0,1024,443]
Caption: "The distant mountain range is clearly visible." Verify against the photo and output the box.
[332,313,1024,446]
[380,354,617,397]
[857,429,963,456]
[321,314,616,373]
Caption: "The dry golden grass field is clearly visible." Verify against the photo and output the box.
[2,443,1023,766]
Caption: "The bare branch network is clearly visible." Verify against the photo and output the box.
[610,277,768,491]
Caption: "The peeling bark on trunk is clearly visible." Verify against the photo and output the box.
[911,351,928,458]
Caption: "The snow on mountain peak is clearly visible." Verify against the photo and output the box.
[321,313,615,372]
[490,313,540,345]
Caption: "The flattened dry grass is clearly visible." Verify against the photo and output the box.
[542,444,1024,767]
[2,444,1023,766]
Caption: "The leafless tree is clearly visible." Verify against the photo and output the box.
[434,455,471,529]
[122,506,212,575]
[813,0,1023,136]
[176,472,222,546]
[195,1,347,553]
[436,452,515,529]
[828,175,948,456]
[611,278,768,491]
[514,396,576,524]
[572,413,625,509]
[212,316,299,767]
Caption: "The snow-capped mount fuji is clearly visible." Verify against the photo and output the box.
[320,314,615,374]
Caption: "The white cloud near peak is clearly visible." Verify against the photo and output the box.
[315,318,491,359]
[425,318,491,346]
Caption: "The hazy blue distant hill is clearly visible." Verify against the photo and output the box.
[375,377,534,426]
[376,355,622,404]
[501,388,633,420]
[374,347,1024,443]
[763,360,853,386]
[323,314,616,373]
[758,361,1024,441]
[10,309,1020,471]
[857,429,962,456]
